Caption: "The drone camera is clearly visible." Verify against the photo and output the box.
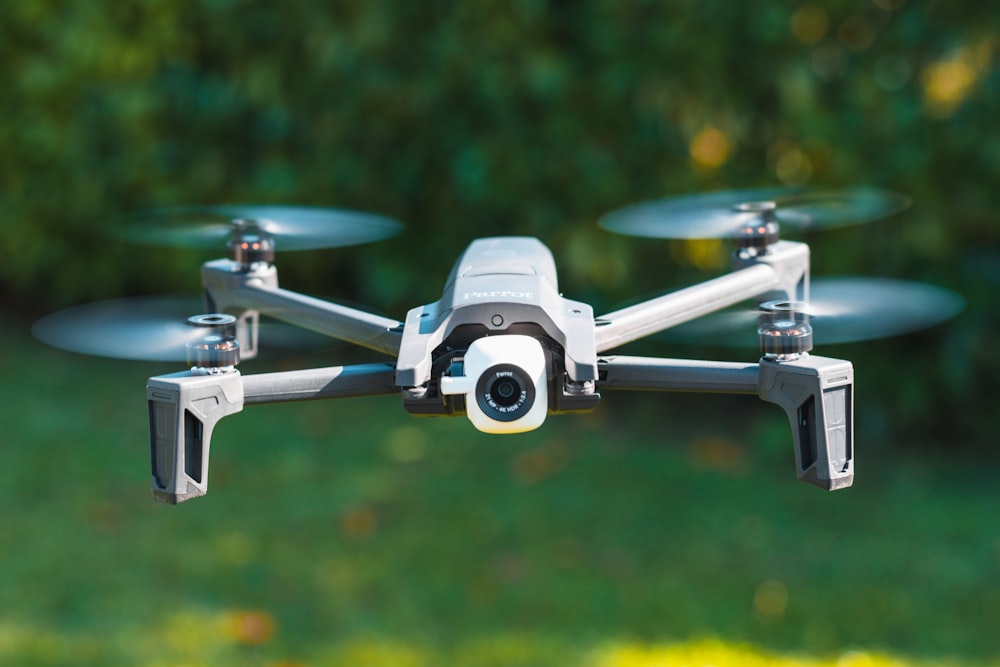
[439,334,548,434]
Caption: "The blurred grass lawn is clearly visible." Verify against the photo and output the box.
[2,320,998,667]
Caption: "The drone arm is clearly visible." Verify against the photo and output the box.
[241,363,398,404]
[597,356,759,393]
[594,263,781,352]
[233,281,403,356]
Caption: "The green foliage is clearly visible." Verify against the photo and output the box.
[2,0,995,299]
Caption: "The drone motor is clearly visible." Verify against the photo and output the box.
[228,219,277,268]
[757,300,814,359]
[185,313,241,371]
[733,200,781,253]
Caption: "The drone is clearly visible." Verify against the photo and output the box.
[33,189,964,504]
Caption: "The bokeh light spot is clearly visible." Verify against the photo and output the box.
[689,126,731,169]
[340,504,378,540]
[791,6,829,45]
[753,579,789,623]
[922,52,978,118]
[669,238,726,270]
[221,609,276,645]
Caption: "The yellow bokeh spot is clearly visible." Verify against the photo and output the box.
[689,126,731,169]
[921,40,995,118]
[791,6,829,45]
[922,58,976,117]
[670,238,726,270]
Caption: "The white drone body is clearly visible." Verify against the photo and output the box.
[146,232,849,504]
[33,190,961,504]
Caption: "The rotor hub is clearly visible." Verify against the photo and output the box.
[758,300,813,359]
[733,201,780,251]
[228,219,276,267]
[186,313,240,370]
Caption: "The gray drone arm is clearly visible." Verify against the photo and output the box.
[233,282,402,355]
[594,264,781,352]
[201,258,403,357]
[598,354,854,490]
[594,240,810,352]
[147,363,398,504]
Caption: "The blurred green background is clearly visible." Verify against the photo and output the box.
[2,1,999,665]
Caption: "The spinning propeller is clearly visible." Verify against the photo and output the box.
[599,187,911,241]
[661,277,966,348]
[31,295,345,362]
[114,204,404,252]
[33,296,234,362]
[35,205,404,362]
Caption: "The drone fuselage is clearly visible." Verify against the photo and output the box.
[395,237,600,421]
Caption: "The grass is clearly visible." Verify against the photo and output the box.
[1,319,998,666]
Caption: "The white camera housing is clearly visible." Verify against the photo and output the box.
[439,334,548,434]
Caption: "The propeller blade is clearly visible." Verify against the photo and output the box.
[113,205,404,251]
[32,295,347,362]
[599,187,910,240]
[657,277,965,347]
[32,296,210,361]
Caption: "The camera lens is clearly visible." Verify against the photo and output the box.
[475,364,536,422]
[490,377,520,407]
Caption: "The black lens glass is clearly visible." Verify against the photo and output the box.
[490,377,521,407]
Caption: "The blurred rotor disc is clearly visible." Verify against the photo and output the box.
[33,296,212,362]
[114,205,404,251]
[32,295,345,362]
[657,277,965,347]
[599,187,911,240]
